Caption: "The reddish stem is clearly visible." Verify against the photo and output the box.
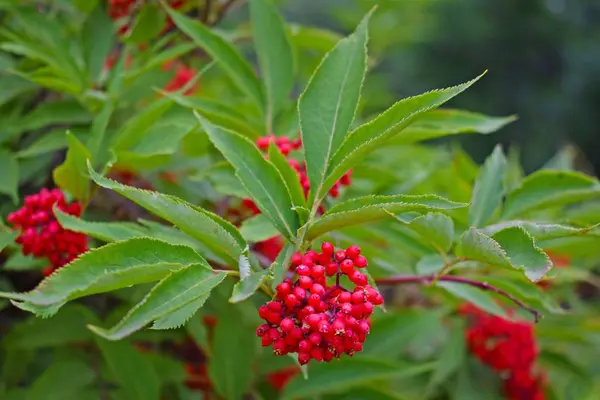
[375,274,542,322]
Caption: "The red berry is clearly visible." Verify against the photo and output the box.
[308,332,322,346]
[332,319,346,335]
[358,320,371,334]
[351,291,364,304]
[325,262,338,276]
[334,250,346,262]
[273,339,287,355]
[340,259,354,274]
[311,348,324,361]
[291,253,302,266]
[310,283,325,296]
[346,245,361,259]
[311,265,325,279]
[350,271,368,286]
[268,301,282,312]
[285,294,298,308]
[276,281,292,296]
[280,318,295,332]
[256,324,269,337]
[321,242,334,255]
[363,301,374,316]
[259,305,269,319]
[308,293,321,308]
[338,291,352,303]
[298,340,312,353]
[296,265,311,276]
[318,320,330,334]
[298,352,311,365]
[354,255,368,268]
[298,275,313,289]
[305,313,322,328]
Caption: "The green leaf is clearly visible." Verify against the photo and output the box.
[491,226,552,282]
[0,238,205,307]
[163,93,262,139]
[391,212,454,253]
[89,266,226,340]
[469,145,507,227]
[307,194,467,240]
[362,310,442,359]
[427,320,466,392]
[230,269,269,303]
[111,97,173,150]
[186,314,210,354]
[151,294,209,330]
[208,304,256,400]
[482,221,600,241]
[270,243,295,290]
[298,11,371,204]
[89,163,247,266]
[250,0,294,122]
[52,132,91,201]
[389,109,516,145]
[324,74,485,201]
[437,281,506,317]
[0,150,19,203]
[54,208,149,242]
[0,230,17,253]
[502,170,600,218]
[9,99,91,137]
[280,358,434,400]
[268,142,308,213]
[127,43,195,79]
[455,228,511,268]
[28,360,95,400]
[197,115,299,241]
[86,102,114,164]
[239,213,280,242]
[4,305,92,349]
[0,75,36,107]
[15,128,68,158]
[82,3,115,82]
[166,7,264,108]
[125,4,166,44]
[96,338,160,400]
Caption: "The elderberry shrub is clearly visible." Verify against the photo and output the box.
[7,189,88,276]
[256,243,383,365]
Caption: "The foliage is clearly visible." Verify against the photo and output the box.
[1,1,600,399]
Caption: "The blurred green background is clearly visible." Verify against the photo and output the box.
[275,0,600,172]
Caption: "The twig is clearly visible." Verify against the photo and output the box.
[375,274,542,322]
[202,0,212,23]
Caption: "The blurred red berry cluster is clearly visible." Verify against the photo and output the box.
[460,304,546,400]
[257,243,383,365]
[163,64,198,95]
[7,189,88,276]
[255,134,352,199]
[109,0,187,36]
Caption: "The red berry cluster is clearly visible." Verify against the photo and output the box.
[109,0,186,36]
[164,64,198,96]
[256,243,383,365]
[256,135,302,156]
[460,304,545,400]
[108,0,136,20]
[7,189,88,276]
[255,134,352,199]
